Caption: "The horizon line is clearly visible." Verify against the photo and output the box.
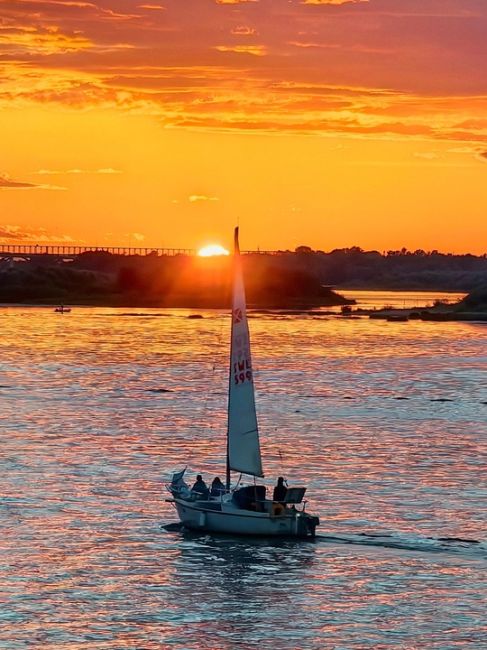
[0,243,486,258]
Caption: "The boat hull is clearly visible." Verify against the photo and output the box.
[173,498,318,538]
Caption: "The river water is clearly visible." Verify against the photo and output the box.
[0,293,485,649]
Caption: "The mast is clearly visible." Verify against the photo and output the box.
[226,228,239,491]
[226,227,263,490]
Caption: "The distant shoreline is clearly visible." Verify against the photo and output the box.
[3,287,484,323]
[0,288,468,310]
[1,248,484,313]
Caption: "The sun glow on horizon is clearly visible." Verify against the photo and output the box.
[198,244,230,257]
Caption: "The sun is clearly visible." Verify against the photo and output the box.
[198,244,230,257]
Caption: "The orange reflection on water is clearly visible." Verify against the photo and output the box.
[0,301,485,649]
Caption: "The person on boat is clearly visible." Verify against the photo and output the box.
[273,477,287,503]
[210,477,226,497]
[191,475,209,498]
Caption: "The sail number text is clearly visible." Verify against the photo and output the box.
[232,332,252,385]
[233,359,252,385]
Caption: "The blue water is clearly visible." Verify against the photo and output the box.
[0,301,485,649]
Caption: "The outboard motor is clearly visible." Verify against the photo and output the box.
[306,515,320,537]
[296,513,320,538]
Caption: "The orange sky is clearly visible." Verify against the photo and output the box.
[1,0,487,253]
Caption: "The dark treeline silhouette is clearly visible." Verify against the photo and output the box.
[0,251,352,308]
[457,286,487,311]
[1,246,486,307]
[283,246,487,291]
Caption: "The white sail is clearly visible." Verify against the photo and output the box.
[227,227,264,478]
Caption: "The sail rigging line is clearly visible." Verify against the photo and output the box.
[233,473,243,491]
[226,302,233,489]
[199,310,227,443]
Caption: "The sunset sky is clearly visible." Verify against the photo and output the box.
[1,0,487,253]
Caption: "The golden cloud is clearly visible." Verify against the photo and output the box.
[188,195,219,202]
[216,0,259,4]
[215,44,267,56]
[231,26,257,35]
[2,61,487,149]
[35,168,123,174]
[0,25,93,55]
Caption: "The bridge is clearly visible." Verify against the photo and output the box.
[0,244,280,258]
[0,244,194,257]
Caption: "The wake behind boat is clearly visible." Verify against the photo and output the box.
[165,228,319,538]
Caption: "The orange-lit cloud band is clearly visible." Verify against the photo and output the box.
[0,0,486,147]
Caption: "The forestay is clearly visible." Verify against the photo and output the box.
[227,227,264,478]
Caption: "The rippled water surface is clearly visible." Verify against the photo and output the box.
[1,298,486,649]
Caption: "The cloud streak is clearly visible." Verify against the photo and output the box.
[35,168,123,174]
[188,195,219,202]
[0,172,66,190]
[0,224,74,242]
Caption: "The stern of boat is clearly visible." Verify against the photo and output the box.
[296,512,320,538]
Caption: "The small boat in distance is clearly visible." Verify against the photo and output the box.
[166,228,320,538]
[54,305,71,313]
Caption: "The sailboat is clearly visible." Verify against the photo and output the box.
[166,228,320,538]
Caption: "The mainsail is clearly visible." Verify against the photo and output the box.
[227,227,264,478]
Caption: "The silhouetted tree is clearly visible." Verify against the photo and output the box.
[116,267,145,292]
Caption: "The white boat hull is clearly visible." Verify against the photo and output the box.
[172,497,319,538]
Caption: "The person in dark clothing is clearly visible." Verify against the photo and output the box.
[210,477,226,497]
[273,476,287,503]
[191,475,209,498]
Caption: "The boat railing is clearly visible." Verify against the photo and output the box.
[230,497,306,516]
